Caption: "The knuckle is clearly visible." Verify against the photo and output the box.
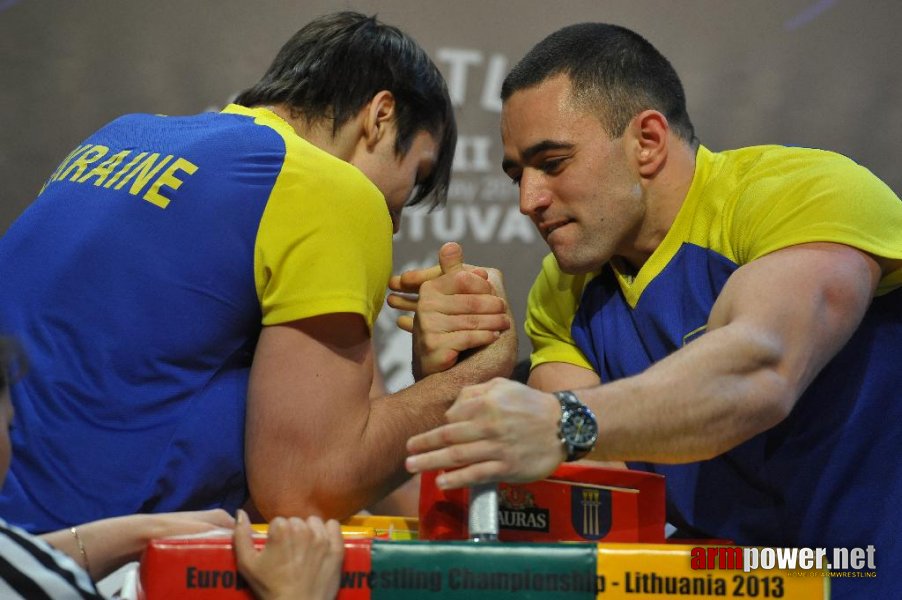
[480,462,504,481]
[495,451,516,477]
[421,333,440,352]
[479,331,499,346]
[452,271,471,285]
[439,427,455,444]
[420,279,437,294]
[467,395,487,411]
[448,445,468,466]
[417,296,438,313]
[463,296,482,313]
[461,273,490,294]
[416,315,436,333]
[481,421,500,438]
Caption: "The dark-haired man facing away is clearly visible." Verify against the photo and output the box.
[0,12,515,532]
[403,22,902,598]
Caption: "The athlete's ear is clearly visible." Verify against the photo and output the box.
[629,110,668,177]
[362,91,396,149]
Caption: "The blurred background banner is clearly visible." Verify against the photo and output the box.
[2,0,900,388]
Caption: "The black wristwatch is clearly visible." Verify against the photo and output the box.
[553,390,599,462]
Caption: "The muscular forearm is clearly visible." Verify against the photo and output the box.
[405,324,796,485]
[582,323,800,463]
[365,475,420,516]
[584,245,877,464]
[334,329,516,516]
[255,329,517,520]
[407,244,881,488]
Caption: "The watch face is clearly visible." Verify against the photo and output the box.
[562,406,598,447]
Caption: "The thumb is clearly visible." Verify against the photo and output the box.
[232,510,256,569]
[439,242,465,275]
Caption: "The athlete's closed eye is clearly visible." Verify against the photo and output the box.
[540,158,566,175]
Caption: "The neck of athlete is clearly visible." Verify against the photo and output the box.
[265,103,362,163]
[620,139,699,272]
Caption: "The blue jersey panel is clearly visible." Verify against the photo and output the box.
[572,243,737,381]
[571,243,902,595]
[0,111,284,531]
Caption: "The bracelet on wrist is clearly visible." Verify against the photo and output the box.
[70,526,92,577]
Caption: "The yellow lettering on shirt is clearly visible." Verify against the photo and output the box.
[50,145,93,182]
[104,152,149,189]
[142,158,199,209]
[112,154,172,193]
[63,146,109,181]
[77,150,132,186]
[40,145,92,195]
[41,143,200,209]
[58,146,109,182]
[127,155,174,198]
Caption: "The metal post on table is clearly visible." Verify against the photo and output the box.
[468,483,499,542]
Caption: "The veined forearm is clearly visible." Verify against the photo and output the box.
[582,324,793,463]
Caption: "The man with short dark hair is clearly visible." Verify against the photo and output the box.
[0,11,515,532]
[403,23,901,597]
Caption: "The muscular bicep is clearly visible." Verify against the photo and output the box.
[707,242,881,410]
[245,313,373,516]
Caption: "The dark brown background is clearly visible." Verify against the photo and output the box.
[1,0,899,389]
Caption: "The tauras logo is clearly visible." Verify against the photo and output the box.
[499,507,549,531]
[498,486,549,532]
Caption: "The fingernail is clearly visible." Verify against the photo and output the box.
[436,475,448,489]
[236,509,246,524]
[405,457,417,471]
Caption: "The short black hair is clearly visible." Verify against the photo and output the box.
[236,11,456,209]
[502,23,696,144]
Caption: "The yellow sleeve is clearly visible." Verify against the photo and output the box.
[525,253,595,370]
[253,137,392,331]
[731,149,902,296]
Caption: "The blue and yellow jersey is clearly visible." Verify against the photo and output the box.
[0,105,392,532]
[526,145,902,559]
